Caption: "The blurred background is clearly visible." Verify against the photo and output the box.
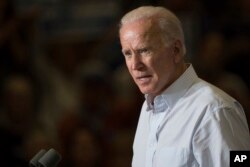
[0,0,249,166]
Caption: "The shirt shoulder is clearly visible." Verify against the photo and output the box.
[190,80,250,150]
[186,78,241,113]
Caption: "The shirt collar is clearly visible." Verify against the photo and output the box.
[145,64,198,111]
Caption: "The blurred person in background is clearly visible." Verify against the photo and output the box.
[0,0,40,79]
[65,127,102,167]
[35,37,83,141]
[222,0,250,95]
[79,72,113,135]
[103,65,143,135]
[104,129,134,167]
[119,6,250,167]
[0,73,40,166]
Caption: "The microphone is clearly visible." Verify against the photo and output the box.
[29,148,61,167]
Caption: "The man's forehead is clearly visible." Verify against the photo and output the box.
[121,19,160,38]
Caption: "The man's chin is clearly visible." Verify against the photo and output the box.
[139,87,154,95]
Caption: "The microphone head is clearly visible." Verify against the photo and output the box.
[29,149,47,167]
[38,148,62,167]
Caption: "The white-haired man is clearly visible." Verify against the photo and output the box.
[119,6,250,167]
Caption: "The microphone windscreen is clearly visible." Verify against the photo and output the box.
[29,149,46,167]
[38,148,62,167]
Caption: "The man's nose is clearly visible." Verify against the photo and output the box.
[131,54,144,70]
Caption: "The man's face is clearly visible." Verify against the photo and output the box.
[120,19,181,97]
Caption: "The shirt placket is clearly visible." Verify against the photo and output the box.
[145,97,168,167]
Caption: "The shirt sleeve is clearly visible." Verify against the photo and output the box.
[192,105,250,167]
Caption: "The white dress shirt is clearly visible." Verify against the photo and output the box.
[132,65,250,167]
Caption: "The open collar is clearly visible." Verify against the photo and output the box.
[145,64,198,111]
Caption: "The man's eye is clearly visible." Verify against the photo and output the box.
[123,51,132,58]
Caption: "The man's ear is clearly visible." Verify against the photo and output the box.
[173,40,183,63]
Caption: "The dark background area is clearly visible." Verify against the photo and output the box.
[0,0,249,166]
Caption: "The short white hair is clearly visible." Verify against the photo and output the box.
[120,6,186,55]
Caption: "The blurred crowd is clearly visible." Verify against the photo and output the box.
[0,0,249,167]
